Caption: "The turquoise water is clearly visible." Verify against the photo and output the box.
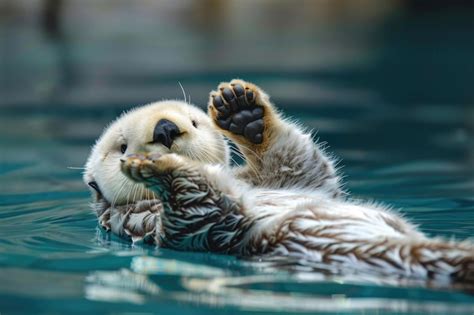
[1,3,474,314]
[1,93,473,314]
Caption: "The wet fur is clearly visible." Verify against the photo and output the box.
[85,79,474,285]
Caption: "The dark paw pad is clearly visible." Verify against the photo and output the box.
[212,84,264,144]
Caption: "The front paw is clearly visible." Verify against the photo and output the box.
[209,79,267,144]
[121,153,184,184]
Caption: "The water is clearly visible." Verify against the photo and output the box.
[1,2,474,314]
[1,96,473,314]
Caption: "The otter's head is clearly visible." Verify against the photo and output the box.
[83,101,229,205]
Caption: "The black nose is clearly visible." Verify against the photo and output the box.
[152,119,180,149]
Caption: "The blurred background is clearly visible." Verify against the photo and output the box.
[2,0,473,106]
[1,0,473,172]
[0,1,474,314]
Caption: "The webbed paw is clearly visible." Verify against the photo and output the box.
[209,79,266,144]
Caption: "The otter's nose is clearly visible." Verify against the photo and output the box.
[152,119,180,149]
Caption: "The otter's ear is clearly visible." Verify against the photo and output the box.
[88,181,102,195]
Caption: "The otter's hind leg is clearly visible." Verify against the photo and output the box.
[208,79,343,196]
[121,153,253,254]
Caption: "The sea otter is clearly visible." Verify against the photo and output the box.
[84,79,474,284]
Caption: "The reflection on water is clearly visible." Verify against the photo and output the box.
[82,256,474,313]
[130,256,226,277]
[0,0,473,314]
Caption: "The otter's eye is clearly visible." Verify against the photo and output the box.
[120,144,127,154]
[192,120,198,128]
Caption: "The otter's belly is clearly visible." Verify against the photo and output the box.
[248,189,423,242]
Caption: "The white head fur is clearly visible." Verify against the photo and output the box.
[83,101,229,205]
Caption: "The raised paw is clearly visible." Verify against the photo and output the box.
[209,80,266,144]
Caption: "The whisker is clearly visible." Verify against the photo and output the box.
[178,81,187,103]
[111,179,128,207]
[132,183,140,205]
[236,141,264,164]
[67,166,86,170]
[226,144,262,181]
